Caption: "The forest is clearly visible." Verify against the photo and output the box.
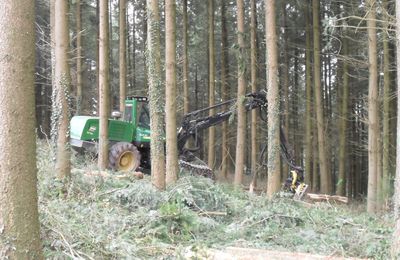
[1,0,400,259]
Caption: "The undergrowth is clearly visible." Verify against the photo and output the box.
[37,142,393,259]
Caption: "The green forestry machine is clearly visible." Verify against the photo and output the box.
[69,92,307,197]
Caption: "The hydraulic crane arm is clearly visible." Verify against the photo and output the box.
[177,91,267,153]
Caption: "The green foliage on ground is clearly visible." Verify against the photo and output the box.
[37,143,393,259]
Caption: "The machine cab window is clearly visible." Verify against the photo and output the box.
[124,104,133,122]
[137,102,150,128]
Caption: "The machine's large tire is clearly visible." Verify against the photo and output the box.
[109,142,141,172]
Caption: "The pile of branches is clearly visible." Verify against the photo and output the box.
[36,143,393,259]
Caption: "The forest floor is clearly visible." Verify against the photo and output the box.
[37,142,393,259]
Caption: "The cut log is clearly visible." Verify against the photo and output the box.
[72,168,144,180]
[306,193,348,204]
[185,247,366,260]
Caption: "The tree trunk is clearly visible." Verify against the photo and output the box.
[381,0,391,208]
[165,0,179,185]
[76,0,82,115]
[147,0,166,190]
[0,0,43,258]
[304,1,313,187]
[119,0,127,114]
[220,0,229,179]
[282,3,290,182]
[234,0,246,186]
[337,34,349,196]
[312,0,331,194]
[98,0,110,170]
[366,0,379,213]
[265,0,281,197]
[182,0,189,115]
[392,1,400,256]
[54,0,72,179]
[207,0,216,169]
[249,0,258,191]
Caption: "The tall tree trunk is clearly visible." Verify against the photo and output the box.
[249,0,258,191]
[147,0,166,190]
[392,1,400,256]
[207,0,216,169]
[220,0,229,179]
[282,3,290,182]
[382,0,391,208]
[312,0,331,194]
[234,0,246,185]
[0,0,43,258]
[265,0,281,197]
[98,0,110,170]
[304,1,313,187]
[337,34,349,196]
[165,0,179,185]
[119,0,127,114]
[182,0,189,114]
[366,0,379,213]
[131,1,136,88]
[76,0,83,115]
[143,4,148,90]
[96,0,100,103]
[54,0,72,179]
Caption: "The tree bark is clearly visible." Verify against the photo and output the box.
[0,0,43,258]
[207,0,216,169]
[265,0,281,197]
[147,0,166,190]
[54,0,72,179]
[249,0,258,191]
[337,34,349,196]
[381,0,391,208]
[366,0,379,213]
[392,0,400,256]
[76,0,82,115]
[312,0,331,194]
[98,0,110,170]
[304,1,313,187]
[282,3,290,182]
[119,0,127,114]
[234,0,246,186]
[220,0,229,179]
[165,0,179,185]
[182,0,189,115]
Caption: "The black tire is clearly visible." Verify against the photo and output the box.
[108,142,141,172]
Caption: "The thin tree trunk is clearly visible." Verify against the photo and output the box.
[119,0,127,114]
[76,0,82,115]
[98,0,110,170]
[249,0,258,192]
[147,0,166,190]
[165,0,179,185]
[234,0,246,186]
[366,0,379,213]
[54,0,72,179]
[182,0,189,114]
[392,1,400,256]
[143,4,148,90]
[220,0,229,179]
[304,1,313,187]
[312,0,331,194]
[282,3,290,182]
[382,0,391,208]
[207,0,216,169]
[265,0,281,197]
[0,0,43,258]
[337,35,349,196]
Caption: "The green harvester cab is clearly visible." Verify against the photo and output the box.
[70,96,151,172]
